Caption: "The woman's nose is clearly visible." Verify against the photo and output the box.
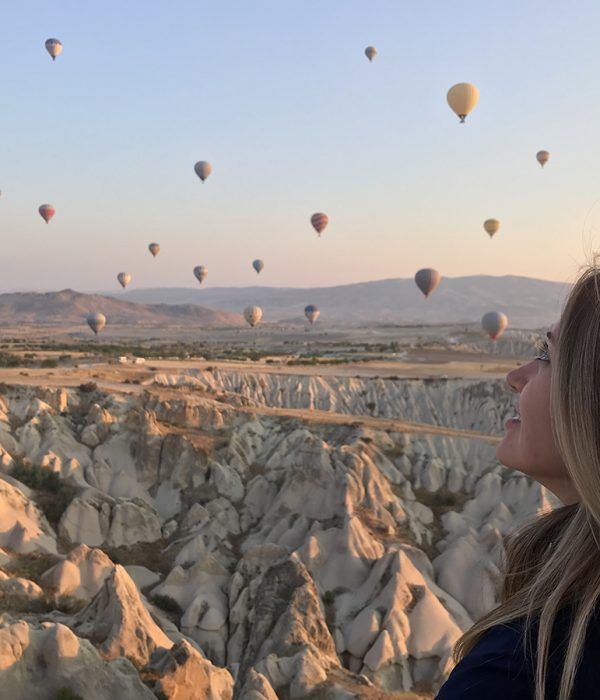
[506,363,531,393]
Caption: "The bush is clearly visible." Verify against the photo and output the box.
[322,590,336,606]
[11,460,78,528]
[55,688,83,700]
[40,358,58,369]
[78,382,97,393]
[366,401,376,413]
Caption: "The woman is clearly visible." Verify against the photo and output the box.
[436,267,600,700]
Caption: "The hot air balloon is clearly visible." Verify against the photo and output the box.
[304,305,320,324]
[536,150,550,168]
[414,268,441,298]
[244,305,262,328]
[45,38,63,61]
[193,265,208,284]
[447,83,479,123]
[483,219,500,238]
[311,213,328,237]
[38,204,55,224]
[148,243,160,257]
[117,272,131,289]
[86,312,106,335]
[194,161,212,182]
[252,259,264,274]
[365,46,377,62]
[482,311,508,341]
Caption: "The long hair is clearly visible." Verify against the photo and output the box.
[452,266,600,700]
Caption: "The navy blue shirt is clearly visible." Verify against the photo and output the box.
[435,608,600,699]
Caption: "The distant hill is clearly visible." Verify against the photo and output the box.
[111,275,570,328]
[0,289,244,327]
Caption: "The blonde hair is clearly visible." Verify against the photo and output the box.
[452,266,600,700]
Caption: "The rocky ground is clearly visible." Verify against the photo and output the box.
[0,365,559,699]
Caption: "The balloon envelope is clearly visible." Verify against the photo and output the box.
[483,219,500,238]
[45,38,62,60]
[86,312,106,335]
[252,259,264,274]
[244,305,263,327]
[148,243,160,257]
[365,46,377,61]
[38,204,55,223]
[310,212,328,236]
[414,268,441,298]
[194,161,212,182]
[117,272,131,289]
[193,265,208,284]
[536,150,550,168]
[304,305,320,324]
[447,83,479,122]
[481,311,508,341]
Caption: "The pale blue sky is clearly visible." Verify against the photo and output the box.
[2,1,600,291]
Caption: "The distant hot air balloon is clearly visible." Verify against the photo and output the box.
[311,212,328,237]
[252,259,264,274]
[194,161,212,182]
[86,312,106,335]
[304,305,320,324]
[45,38,63,61]
[365,46,377,62]
[414,268,441,298]
[482,311,508,341]
[483,219,501,238]
[148,243,160,257]
[193,265,208,284]
[244,305,263,327]
[117,272,131,289]
[38,204,55,223]
[536,150,550,168]
[447,83,479,123]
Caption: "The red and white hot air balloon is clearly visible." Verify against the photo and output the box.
[38,204,55,223]
[310,212,329,237]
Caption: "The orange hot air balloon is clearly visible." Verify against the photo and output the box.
[310,212,329,236]
[38,204,55,223]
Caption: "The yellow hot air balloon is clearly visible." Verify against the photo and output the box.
[447,83,479,123]
[536,150,550,168]
[483,219,500,238]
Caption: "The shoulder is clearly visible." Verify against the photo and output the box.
[435,622,532,699]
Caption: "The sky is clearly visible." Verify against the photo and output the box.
[2,0,600,291]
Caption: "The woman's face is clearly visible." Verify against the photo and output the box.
[496,323,580,505]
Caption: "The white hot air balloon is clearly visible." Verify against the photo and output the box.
[45,38,63,61]
[117,272,131,289]
[193,265,208,284]
[86,312,106,335]
[447,83,479,123]
[244,305,263,328]
[194,161,212,182]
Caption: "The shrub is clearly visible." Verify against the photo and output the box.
[55,688,83,700]
[11,460,78,528]
[40,358,58,369]
[322,590,336,606]
[366,401,376,413]
[78,382,97,393]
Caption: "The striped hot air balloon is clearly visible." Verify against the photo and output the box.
[310,212,328,236]
[38,204,55,223]
[414,268,441,298]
